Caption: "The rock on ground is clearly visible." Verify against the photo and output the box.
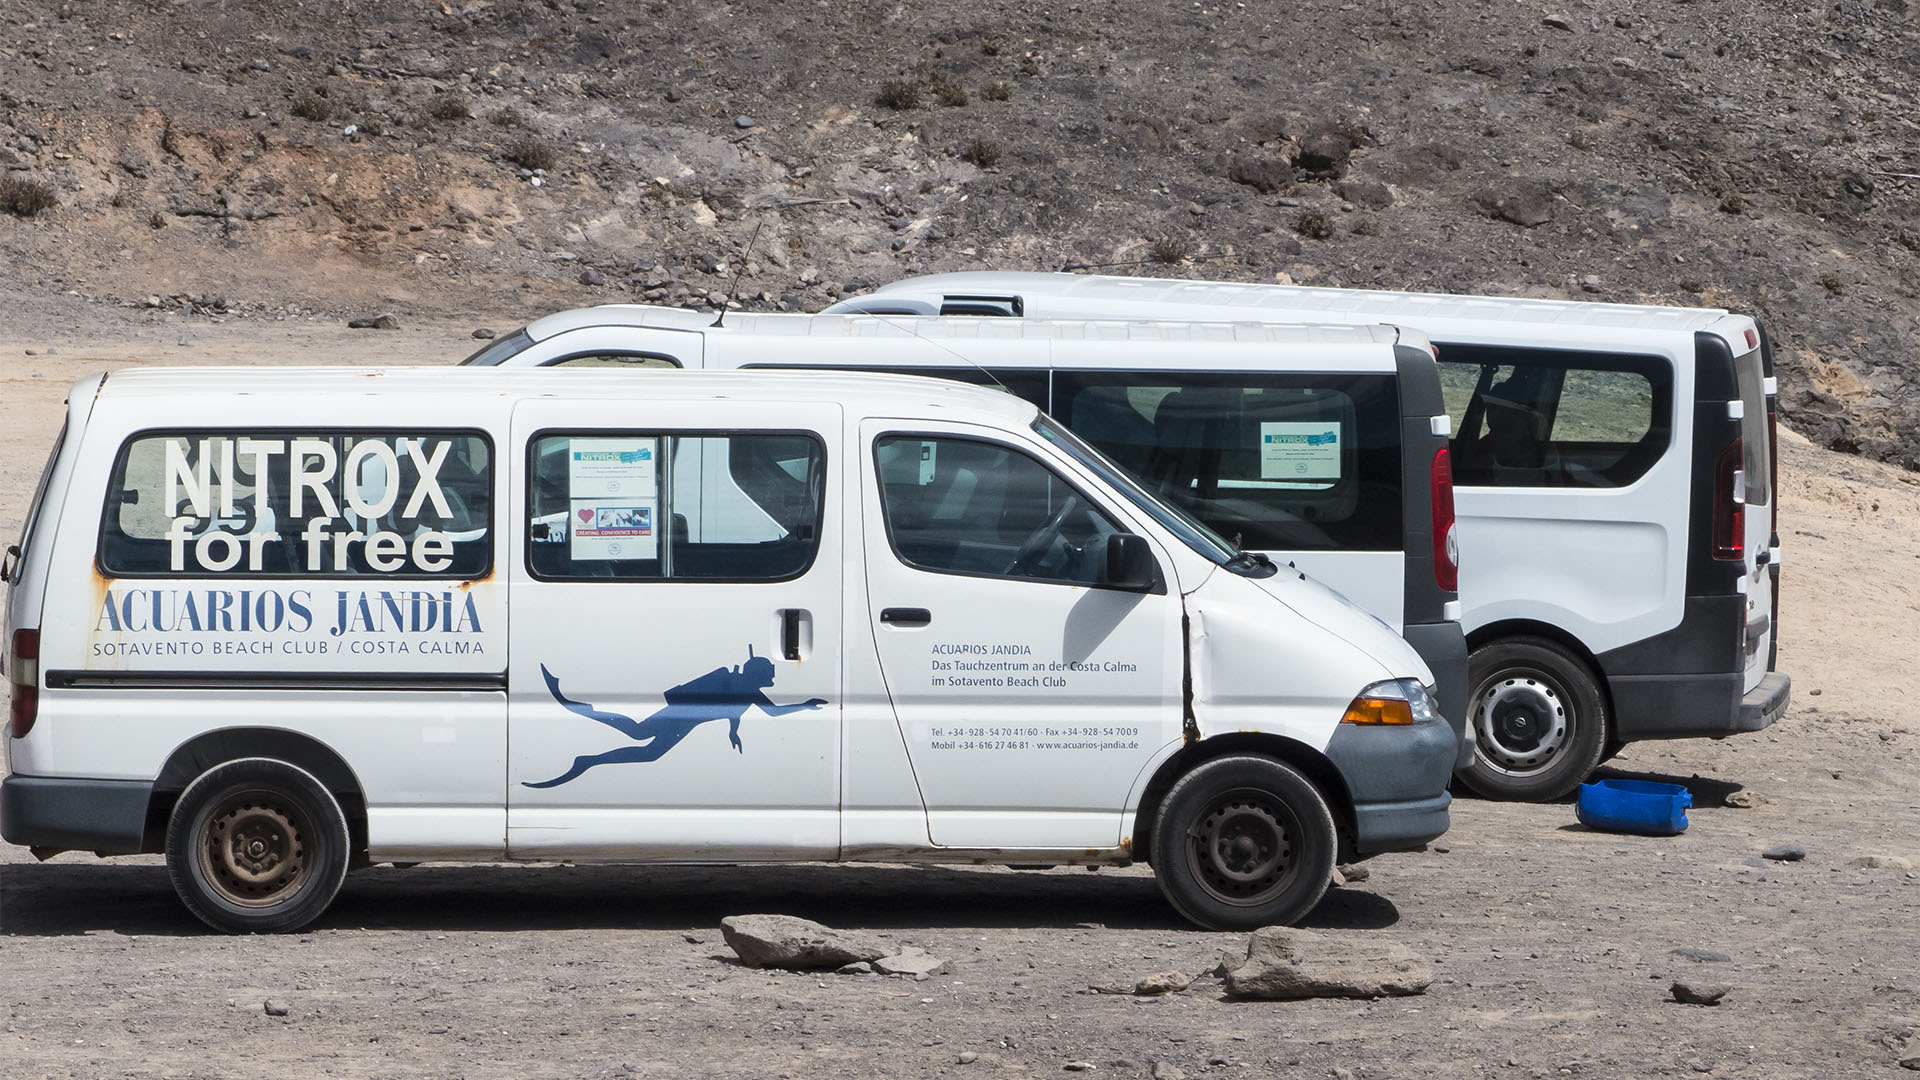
[873,948,951,977]
[1670,980,1731,1006]
[1132,971,1192,995]
[1223,927,1432,1000]
[719,914,888,970]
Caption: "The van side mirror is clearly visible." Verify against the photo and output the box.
[1103,533,1156,591]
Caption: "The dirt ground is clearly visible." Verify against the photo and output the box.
[1,327,1916,1079]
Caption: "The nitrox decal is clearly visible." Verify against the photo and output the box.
[525,647,827,788]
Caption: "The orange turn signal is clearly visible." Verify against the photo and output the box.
[1340,695,1416,726]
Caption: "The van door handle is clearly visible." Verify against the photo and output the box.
[880,607,932,628]
[781,608,805,660]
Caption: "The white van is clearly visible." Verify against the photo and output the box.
[824,273,1790,801]
[461,311,1470,753]
[2,368,1455,933]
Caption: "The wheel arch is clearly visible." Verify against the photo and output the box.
[1131,733,1359,866]
[144,729,368,858]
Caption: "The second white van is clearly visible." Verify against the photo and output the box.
[827,273,1792,801]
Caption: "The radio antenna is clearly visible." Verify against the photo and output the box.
[711,220,766,328]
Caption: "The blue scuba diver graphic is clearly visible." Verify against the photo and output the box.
[523,646,827,788]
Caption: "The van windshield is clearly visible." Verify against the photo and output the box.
[8,421,66,585]
[459,327,534,366]
[1035,416,1264,573]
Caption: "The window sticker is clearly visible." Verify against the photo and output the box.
[570,501,657,561]
[567,437,657,496]
[566,438,659,561]
[1259,422,1342,480]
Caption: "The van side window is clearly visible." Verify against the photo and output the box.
[1051,372,1402,552]
[1439,347,1672,488]
[874,435,1122,586]
[526,432,824,582]
[549,353,680,369]
[99,431,493,578]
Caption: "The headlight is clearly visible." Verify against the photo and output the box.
[1341,678,1439,726]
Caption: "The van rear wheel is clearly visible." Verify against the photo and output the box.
[165,758,350,934]
[1457,637,1607,802]
[1151,755,1337,931]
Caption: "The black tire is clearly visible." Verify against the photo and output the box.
[1151,755,1337,931]
[1456,636,1608,802]
[165,758,351,934]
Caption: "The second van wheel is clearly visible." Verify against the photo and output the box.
[1457,637,1608,802]
[1151,755,1337,931]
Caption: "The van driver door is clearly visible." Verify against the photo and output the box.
[504,399,843,859]
[858,420,1184,850]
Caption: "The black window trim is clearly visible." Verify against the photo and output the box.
[97,426,497,582]
[522,426,829,585]
[870,430,1164,594]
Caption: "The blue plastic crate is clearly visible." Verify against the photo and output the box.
[1576,778,1691,836]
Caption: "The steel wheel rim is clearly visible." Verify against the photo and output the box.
[197,788,313,909]
[1470,665,1572,776]
[1184,787,1298,907]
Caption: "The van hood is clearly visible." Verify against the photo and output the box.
[1240,565,1434,685]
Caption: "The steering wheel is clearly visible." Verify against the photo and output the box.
[1006,495,1082,574]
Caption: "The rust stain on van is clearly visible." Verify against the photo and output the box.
[455,570,495,593]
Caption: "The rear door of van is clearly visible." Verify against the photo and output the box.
[504,398,844,859]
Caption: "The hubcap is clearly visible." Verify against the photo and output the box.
[198,791,312,908]
[1186,790,1297,906]
[1471,667,1570,776]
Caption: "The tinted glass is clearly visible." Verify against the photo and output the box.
[100,431,492,578]
[1440,346,1673,488]
[1734,348,1771,507]
[1052,372,1402,552]
[459,328,533,366]
[874,435,1123,586]
[527,432,824,581]
[550,353,681,369]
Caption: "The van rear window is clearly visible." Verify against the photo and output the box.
[99,431,493,578]
[1051,372,1403,552]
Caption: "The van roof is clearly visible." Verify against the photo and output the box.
[520,305,1424,350]
[88,366,1043,426]
[825,272,1745,337]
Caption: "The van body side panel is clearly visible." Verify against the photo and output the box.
[15,396,514,859]
[503,401,844,860]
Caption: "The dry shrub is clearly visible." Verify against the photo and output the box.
[0,176,57,217]
[878,79,920,110]
[506,134,558,172]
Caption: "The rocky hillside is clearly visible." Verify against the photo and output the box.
[1,0,1915,465]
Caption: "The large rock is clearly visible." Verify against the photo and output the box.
[1223,927,1432,1000]
[719,914,888,970]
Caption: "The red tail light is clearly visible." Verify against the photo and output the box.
[1712,439,1745,561]
[7,627,39,739]
[1430,447,1458,592]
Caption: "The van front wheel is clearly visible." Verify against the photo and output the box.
[1151,755,1337,931]
[1457,637,1608,802]
[165,758,351,934]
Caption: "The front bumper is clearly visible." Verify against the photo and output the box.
[1324,715,1455,855]
[0,774,154,854]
